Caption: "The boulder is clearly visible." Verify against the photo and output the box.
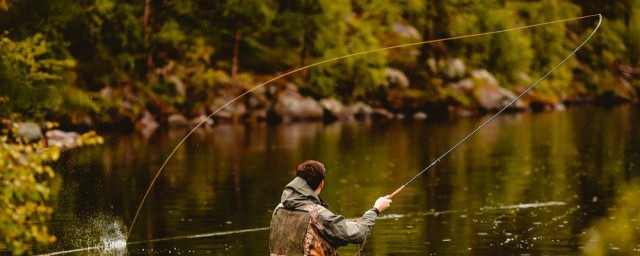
[450,78,474,91]
[16,122,42,142]
[471,69,525,111]
[413,112,427,120]
[46,130,80,150]
[385,68,410,88]
[553,103,566,112]
[210,97,247,122]
[136,111,159,138]
[167,114,188,128]
[444,59,466,79]
[471,69,499,88]
[372,108,394,120]
[319,98,352,120]
[392,22,421,39]
[100,87,113,99]
[167,75,186,97]
[273,89,323,122]
[473,85,524,111]
[190,114,214,127]
[348,102,374,119]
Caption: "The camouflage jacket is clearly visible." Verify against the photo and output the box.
[269,177,378,255]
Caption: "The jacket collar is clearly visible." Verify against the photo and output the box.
[280,177,328,209]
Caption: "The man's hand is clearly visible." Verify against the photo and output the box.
[374,195,392,212]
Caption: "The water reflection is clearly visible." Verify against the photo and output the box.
[38,105,640,255]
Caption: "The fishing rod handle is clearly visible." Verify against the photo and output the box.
[388,185,406,199]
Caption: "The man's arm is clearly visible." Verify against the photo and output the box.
[315,196,392,246]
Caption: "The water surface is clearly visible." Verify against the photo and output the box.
[38,104,640,255]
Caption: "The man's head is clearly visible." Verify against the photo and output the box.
[295,160,326,193]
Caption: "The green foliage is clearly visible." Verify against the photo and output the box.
[0,122,103,255]
[520,0,581,100]
[303,0,390,100]
[1,0,639,123]
[0,33,75,120]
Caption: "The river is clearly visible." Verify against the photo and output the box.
[36,104,639,255]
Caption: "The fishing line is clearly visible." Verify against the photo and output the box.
[386,13,602,199]
[359,14,601,255]
[126,13,602,240]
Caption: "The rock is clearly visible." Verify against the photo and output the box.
[190,114,214,127]
[136,111,159,138]
[471,69,525,111]
[471,69,499,87]
[473,85,523,111]
[46,130,80,150]
[553,103,566,112]
[100,87,113,99]
[372,108,394,119]
[319,98,352,120]
[413,112,427,120]
[16,122,42,142]
[444,59,466,79]
[393,22,421,39]
[210,97,247,122]
[348,102,373,119]
[167,114,188,128]
[385,68,410,88]
[273,88,323,121]
[168,75,186,97]
[450,78,474,91]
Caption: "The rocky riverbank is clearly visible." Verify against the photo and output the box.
[12,122,103,151]
[124,62,637,138]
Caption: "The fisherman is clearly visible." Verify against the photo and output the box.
[269,160,392,255]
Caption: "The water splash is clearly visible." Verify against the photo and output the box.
[38,215,127,256]
[99,220,127,253]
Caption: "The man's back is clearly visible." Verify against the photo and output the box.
[270,202,336,255]
[269,161,392,255]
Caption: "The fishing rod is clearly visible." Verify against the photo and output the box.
[387,14,602,199]
[126,13,602,240]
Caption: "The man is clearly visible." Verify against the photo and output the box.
[269,160,392,255]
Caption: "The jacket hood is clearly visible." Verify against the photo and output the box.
[280,177,328,209]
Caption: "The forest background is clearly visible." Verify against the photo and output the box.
[1,0,639,131]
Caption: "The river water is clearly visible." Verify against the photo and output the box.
[35,104,639,255]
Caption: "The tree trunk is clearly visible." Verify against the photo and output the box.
[231,20,242,80]
[143,0,153,78]
[143,0,151,35]
[420,0,448,65]
[300,41,310,80]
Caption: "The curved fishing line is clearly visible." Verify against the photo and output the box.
[126,13,602,240]
[386,13,602,199]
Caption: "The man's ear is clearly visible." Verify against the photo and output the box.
[319,180,325,189]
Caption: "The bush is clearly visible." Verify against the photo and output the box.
[0,121,103,255]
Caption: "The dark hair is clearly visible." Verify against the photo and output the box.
[295,160,326,190]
